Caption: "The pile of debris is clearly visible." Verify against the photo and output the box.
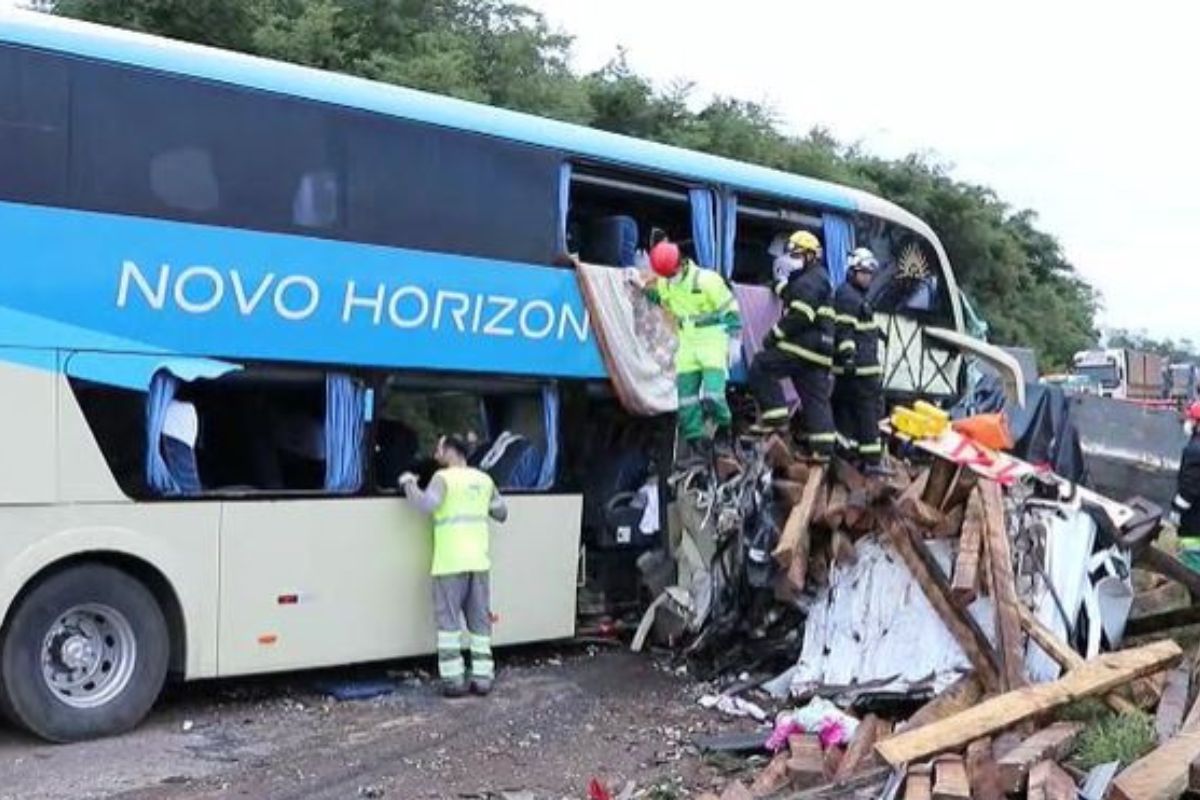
[634,406,1200,799]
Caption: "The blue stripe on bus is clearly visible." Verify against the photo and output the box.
[0,13,857,213]
[0,201,607,380]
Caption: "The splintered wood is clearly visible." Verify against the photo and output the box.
[978,481,1027,692]
[995,723,1083,793]
[875,640,1183,766]
[773,465,826,592]
[932,756,970,799]
[950,487,985,604]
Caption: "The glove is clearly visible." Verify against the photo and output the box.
[728,338,743,368]
[398,472,418,495]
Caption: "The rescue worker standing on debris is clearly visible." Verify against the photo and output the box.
[1173,402,1200,571]
[832,247,886,470]
[399,435,508,697]
[748,230,837,461]
[645,240,742,461]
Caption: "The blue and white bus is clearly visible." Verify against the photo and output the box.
[0,9,984,741]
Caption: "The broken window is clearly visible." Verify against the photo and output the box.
[563,166,704,268]
[728,195,825,286]
[373,375,558,492]
[858,217,952,323]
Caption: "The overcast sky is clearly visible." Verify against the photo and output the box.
[527,0,1196,343]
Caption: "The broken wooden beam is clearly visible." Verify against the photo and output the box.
[875,640,1183,767]
[922,459,957,509]
[833,714,883,780]
[950,488,985,604]
[932,756,970,800]
[885,517,1003,692]
[1027,759,1078,800]
[978,480,1027,691]
[785,734,826,790]
[751,752,792,797]
[1125,604,1200,638]
[904,763,932,800]
[903,675,983,732]
[1157,667,1192,744]
[1112,728,1200,800]
[964,738,1005,800]
[994,722,1083,794]
[1137,544,1200,602]
[1015,603,1140,715]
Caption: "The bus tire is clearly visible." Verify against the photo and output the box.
[0,564,169,742]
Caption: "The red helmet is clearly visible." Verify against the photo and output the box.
[649,241,682,278]
[1188,401,1200,423]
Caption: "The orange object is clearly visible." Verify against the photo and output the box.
[952,413,1014,451]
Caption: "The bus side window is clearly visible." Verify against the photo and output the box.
[729,196,825,286]
[567,169,694,268]
[0,44,68,206]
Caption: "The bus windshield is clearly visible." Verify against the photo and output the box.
[1074,363,1119,388]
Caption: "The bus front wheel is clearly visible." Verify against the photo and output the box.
[0,564,169,742]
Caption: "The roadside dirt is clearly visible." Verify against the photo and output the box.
[0,646,751,800]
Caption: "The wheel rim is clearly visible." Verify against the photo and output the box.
[40,603,137,710]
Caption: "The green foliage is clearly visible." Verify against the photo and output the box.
[52,0,1100,368]
[1069,711,1156,771]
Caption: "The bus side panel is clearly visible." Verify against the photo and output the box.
[0,505,222,678]
[217,495,581,676]
[56,367,128,504]
[0,354,57,505]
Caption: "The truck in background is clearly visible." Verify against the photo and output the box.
[1071,348,1166,400]
[1166,362,1199,404]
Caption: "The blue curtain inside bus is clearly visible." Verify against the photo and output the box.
[689,188,717,269]
[536,384,559,490]
[146,370,181,494]
[556,162,572,254]
[721,193,738,278]
[324,373,366,493]
[822,213,854,287]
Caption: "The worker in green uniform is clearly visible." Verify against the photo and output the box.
[400,434,508,697]
[645,240,742,463]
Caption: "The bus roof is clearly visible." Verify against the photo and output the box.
[0,9,943,247]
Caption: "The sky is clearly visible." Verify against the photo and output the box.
[526,0,1197,343]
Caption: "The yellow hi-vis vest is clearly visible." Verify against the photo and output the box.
[431,466,495,576]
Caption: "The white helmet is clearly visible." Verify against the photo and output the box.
[847,247,878,272]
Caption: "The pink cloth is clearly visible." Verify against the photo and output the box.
[732,283,797,406]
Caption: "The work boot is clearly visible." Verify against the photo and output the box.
[470,678,493,696]
[441,678,468,698]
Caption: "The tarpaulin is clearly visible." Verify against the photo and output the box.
[575,262,677,416]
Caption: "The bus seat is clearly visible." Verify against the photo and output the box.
[583,215,638,268]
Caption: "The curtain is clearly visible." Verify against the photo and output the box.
[822,212,854,287]
[557,162,572,254]
[689,188,718,270]
[536,384,559,489]
[721,192,738,278]
[324,373,366,493]
[146,369,180,494]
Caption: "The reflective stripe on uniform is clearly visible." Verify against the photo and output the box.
[468,633,492,655]
[789,300,816,321]
[858,442,883,455]
[762,407,790,420]
[837,341,857,353]
[856,320,880,331]
[836,433,859,449]
[817,306,835,318]
[678,394,702,408]
[835,313,858,326]
[1176,494,1194,511]
[777,341,833,367]
[438,653,466,679]
[437,630,463,650]
[804,432,838,443]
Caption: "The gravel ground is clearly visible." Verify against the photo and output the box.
[0,646,755,800]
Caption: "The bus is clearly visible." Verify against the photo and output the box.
[0,10,992,741]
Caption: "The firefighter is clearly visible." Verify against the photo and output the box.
[832,247,886,471]
[645,241,742,462]
[399,434,508,697]
[1174,402,1200,571]
[748,230,837,461]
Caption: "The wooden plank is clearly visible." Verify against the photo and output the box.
[750,752,792,797]
[821,483,849,531]
[1130,670,1168,710]
[1112,729,1200,800]
[1126,604,1200,638]
[834,714,882,780]
[1015,604,1140,715]
[964,738,1004,800]
[1027,759,1078,800]
[885,518,1003,692]
[904,675,983,732]
[978,480,1027,691]
[785,734,827,790]
[951,488,985,604]
[922,458,958,508]
[1138,545,1200,603]
[875,640,1183,767]
[932,505,966,539]
[905,764,932,800]
[787,767,893,799]
[1157,667,1192,744]
[764,434,794,470]
[994,722,1083,793]
[773,465,826,566]
[932,757,970,800]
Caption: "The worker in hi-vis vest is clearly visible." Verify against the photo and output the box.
[1174,402,1200,572]
[399,435,508,697]
[644,240,743,464]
